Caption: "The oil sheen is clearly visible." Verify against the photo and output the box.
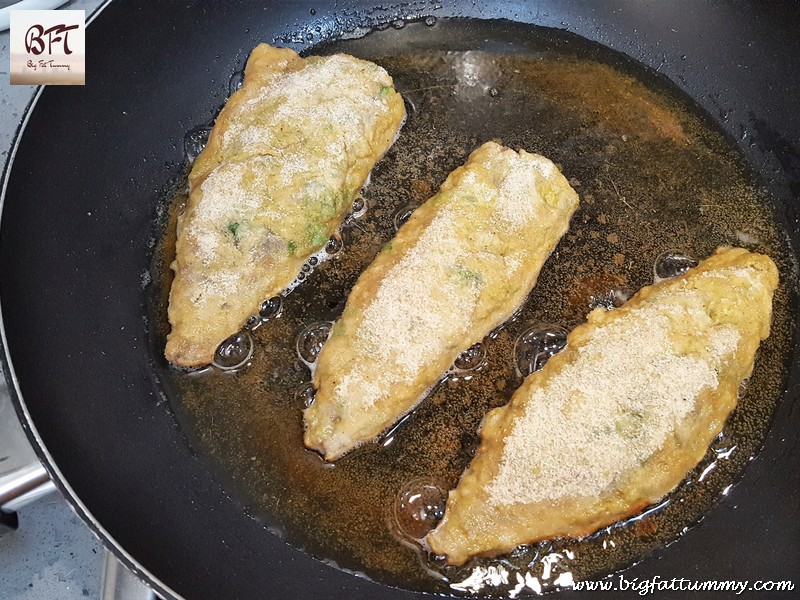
[150,19,797,596]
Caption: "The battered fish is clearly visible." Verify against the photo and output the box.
[165,44,405,366]
[426,247,778,565]
[304,142,580,461]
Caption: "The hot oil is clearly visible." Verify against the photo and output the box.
[152,20,797,596]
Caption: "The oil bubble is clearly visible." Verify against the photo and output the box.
[452,342,487,372]
[325,233,344,255]
[514,325,568,377]
[296,322,332,364]
[461,431,480,458]
[350,196,367,219]
[213,331,253,371]
[394,206,416,231]
[424,16,437,26]
[184,126,212,162]
[738,377,749,398]
[393,478,447,541]
[401,95,418,119]
[228,70,244,95]
[654,250,698,282]
[259,296,283,320]
[295,382,316,407]
[589,289,629,310]
[284,242,341,296]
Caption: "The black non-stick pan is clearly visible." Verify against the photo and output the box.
[1,1,799,599]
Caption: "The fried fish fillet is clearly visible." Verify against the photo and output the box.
[165,44,405,366]
[304,142,580,461]
[426,247,778,565]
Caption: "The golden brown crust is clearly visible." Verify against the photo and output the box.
[426,247,778,565]
[165,44,405,366]
[304,142,579,460]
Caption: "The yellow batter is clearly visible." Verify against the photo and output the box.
[304,142,580,461]
[426,247,778,565]
[166,44,405,366]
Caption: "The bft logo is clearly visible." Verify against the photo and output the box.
[25,23,80,56]
[9,10,85,85]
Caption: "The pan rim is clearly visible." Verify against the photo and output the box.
[1,3,798,598]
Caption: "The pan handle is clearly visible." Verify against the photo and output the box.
[0,463,157,599]
[1,395,156,598]
[0,463,55,514]
[0,379,56,515]
[101,551,158,600]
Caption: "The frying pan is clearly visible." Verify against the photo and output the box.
[1,1,799,598]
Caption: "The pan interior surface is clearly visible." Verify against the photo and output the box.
[150,19,796,596]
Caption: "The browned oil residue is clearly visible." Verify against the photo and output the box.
[151,21,796,596]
